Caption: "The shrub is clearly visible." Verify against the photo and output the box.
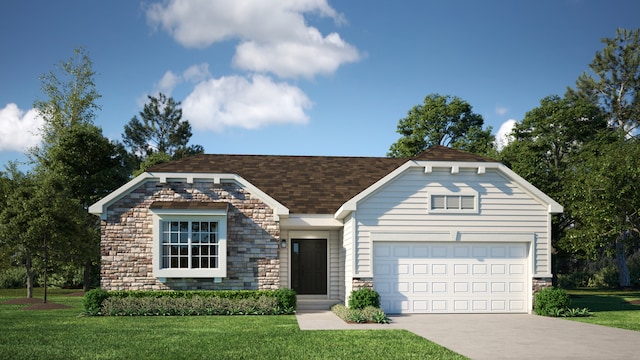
[331,304,390,324]
[0,267,27,289]
[83,288,109,315]
[101,295,280,316]
[534,287,571,316]
[588,266,619,288]
[83,289,296,316]
[348,288,380,309]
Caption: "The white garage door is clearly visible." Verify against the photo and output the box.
[373,242,529,314]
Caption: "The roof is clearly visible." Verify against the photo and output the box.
[146,146,498,214]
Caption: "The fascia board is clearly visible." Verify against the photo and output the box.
[88,172,153,219]
[88,172,290,221]
[495,164,563,214]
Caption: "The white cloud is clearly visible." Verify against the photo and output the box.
[0,103,43,152]
[182,74,312,131]
[495,119,517,150]
[146,0,360,78]
[183,63,211,83]
[156,71,181,96]
[495,104,508,116]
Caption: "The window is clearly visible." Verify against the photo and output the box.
[161,220,219,270]
[430,194,477,212]
[150,202,227,278]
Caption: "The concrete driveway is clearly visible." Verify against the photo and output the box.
[296,312,640,359]
[389,314,640,360]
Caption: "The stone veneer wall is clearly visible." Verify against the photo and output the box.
[100,180,280,291]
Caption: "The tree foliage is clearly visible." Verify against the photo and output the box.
[31,47,101,157]
[122,93,204,167]
[562,133,640,286]
[567,28,640,135]
[388,93,494,157]
[500,95,606,207]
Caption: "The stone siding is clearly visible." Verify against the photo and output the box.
[101,180,280,291]
[352,277,373,291]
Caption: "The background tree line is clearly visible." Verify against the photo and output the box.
[0,28,638,296]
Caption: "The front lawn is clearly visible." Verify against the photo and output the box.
[0,289,466,360]
[565,289,640,331]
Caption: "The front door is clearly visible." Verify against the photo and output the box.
[291,239,327,295]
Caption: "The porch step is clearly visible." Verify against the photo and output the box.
[296,298,341,311]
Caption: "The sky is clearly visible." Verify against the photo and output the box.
[1,0,639,169]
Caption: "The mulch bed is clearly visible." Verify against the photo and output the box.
[1,297,73,310]
[629,300,640,305]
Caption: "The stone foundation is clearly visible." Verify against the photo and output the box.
[100,180,280,291]
[352,277,373,291]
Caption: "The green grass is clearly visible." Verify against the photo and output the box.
[0,289,466,360]
[565,288,640,331]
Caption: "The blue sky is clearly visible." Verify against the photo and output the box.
[1,0,638,169]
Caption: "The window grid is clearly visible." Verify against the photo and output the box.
[431,195,475,210]
[161,221,219,270]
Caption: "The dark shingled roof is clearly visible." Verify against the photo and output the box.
[147,146,497,214]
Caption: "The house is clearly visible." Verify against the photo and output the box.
[89,146,562,314]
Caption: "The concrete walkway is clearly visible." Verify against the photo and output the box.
[296,311,640,360]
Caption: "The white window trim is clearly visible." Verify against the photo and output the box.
[428,192,479,214]
[151,210,227,278]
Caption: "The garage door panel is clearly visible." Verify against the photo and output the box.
[373,242,528,314]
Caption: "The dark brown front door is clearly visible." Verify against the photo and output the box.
[291,239,327,295]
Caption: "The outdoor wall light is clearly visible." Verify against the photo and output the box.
[281,239,287,248]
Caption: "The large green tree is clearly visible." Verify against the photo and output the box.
[122,93,204,173]
[499,95,607,283]
[29,48,129,292]
[563,28,640,286]
[43,123,131,290]
[563,134,640,287]
[388,94,494,158]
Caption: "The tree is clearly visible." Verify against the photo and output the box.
[567,28,640,135]
[29,48,130,292]
[44,123,131,290]
[563,133,640,287]
[499,95,607,283]
[122,93,204,171]
[565,28,640,286]
[0,168,37,298]
[388,94,494,157]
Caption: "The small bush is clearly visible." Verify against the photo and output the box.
[83,288,109,315]
[348,288,380,309]
[331,304,390,324]
[534,287,571,316]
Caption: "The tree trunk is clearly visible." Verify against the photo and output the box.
[43,236,48,304]
[83,259,92,293]
[615,232,631,287]
[24,252,34,299]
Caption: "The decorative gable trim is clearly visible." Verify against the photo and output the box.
[88,172,289,221]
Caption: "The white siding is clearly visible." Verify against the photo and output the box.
[355,167,551,276]
[328,230,340,299]
[342,214,355,303]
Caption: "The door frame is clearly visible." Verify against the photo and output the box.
[287,231,330,297]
